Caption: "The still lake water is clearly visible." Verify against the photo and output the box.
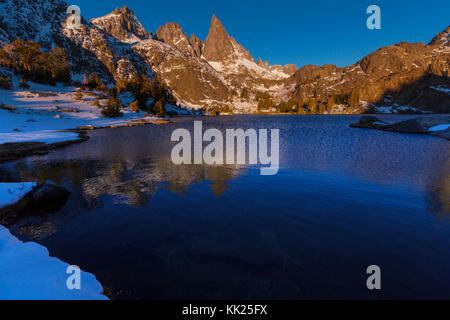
[1,115,449,299]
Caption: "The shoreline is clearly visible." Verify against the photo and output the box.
[0,183,108,300]
[0,117,171,164]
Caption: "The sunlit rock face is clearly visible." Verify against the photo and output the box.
[0,0,447,113]
[90,6,152,43]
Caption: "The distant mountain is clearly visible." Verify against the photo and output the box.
[0,0,448,113]
[287,27,450,113]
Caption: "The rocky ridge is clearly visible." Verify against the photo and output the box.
[0,0,448,113]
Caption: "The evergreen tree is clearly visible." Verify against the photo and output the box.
[130,100,140,113]
[155,100,165,117]
[327,95,335,109]
[318,103,326,114]
[93,97,100,108]
[308,99,317,114]
[19,77,30,89]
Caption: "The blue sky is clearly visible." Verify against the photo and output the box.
[74,0,450,68]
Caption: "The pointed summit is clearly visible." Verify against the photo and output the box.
[91,6,152,43]
[210,14,226,31]
[202,15,252,62]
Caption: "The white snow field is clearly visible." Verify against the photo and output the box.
[0,77,157,145]
[0,183,108,300]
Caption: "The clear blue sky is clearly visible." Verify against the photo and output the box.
[73,0,450,68]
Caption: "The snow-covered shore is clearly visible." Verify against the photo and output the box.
[0,183,108,300]
[0,77,173,299]
[0,77,159,145]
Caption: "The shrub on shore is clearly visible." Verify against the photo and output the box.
[74,89,83,101]
[130,100,140,113]
[101,97,123,118]
[93,97,101,108]
[0,75,12,90]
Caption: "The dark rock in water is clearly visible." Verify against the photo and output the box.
[385,116,450,133]
[33,150,49,156]
[32,181,70,206]
[350,115,450,141]
[0,181,71,226]
[349,116,388,129]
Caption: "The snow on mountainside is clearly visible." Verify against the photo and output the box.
[0,0,448,113]
[201,15,296,81]
[0,0,67,46]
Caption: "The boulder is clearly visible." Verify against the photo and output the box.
[385,116,450,133]
[350,115,450,141]
[0,181,70,226]
[32,181,70,205]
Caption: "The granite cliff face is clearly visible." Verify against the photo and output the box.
[0,0,448,113]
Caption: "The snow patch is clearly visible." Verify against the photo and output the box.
[0,182,36,208]
[428,124,450,132]
[0,225,108,300]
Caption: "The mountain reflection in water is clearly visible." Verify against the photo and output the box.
[0,115,449,299]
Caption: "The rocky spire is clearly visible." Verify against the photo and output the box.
[202,15,253,62]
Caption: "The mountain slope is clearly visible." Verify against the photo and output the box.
[286,27,450,113]
[0,0,448,113]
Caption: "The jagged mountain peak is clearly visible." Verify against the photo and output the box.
[210,14,226,32]
[91,6,152,43]
[429,25,450,47]
[202,14,252,63]
[154,22,198,56]
[202,15,296,80]
[112,6,133,15]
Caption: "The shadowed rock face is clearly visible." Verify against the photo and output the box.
[189,34,204,58]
